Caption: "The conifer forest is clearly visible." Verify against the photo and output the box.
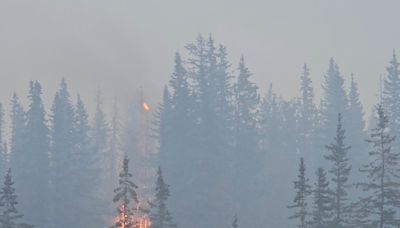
[1,1,400,228]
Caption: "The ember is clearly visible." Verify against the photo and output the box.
[143,102,150,111]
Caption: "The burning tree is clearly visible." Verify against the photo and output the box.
[111,155,140,228]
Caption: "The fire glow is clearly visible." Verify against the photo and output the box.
[143,102,150,111]
[113,205,150,228]
[138,217,151,228]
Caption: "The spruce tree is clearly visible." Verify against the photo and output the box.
[382,50,400,150]
[259,85,295,222]
[9,93,25,182]
[161,52,193,185]
[157,86,172,167]
[91,90,109,208]
[73,94,103,227]
[111,155,139,228]
[259,85,299,161]
[92,90,109,159]
[0,169,33,228]
[149,167,176,228]
[49,79,75,227]
[288,157,311,228]
[170,34,235,228]
[50,79,75,159]
[108,98,121,200]
[19,81,50,227]
[311,168,333,228]
[358,105,400,228]
[234,56,259,160]
[324,113,352,227]
[298,64,317,169]
[320,59,348,149]
[259,85,284,153]
[232,56,260,216]
[299,64,315,122]
[214,43,234,150]
[347,75,367,172]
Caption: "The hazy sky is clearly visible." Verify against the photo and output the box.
[0,0,399,119]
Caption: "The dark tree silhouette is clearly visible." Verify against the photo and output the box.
[0,169,33,228]
[111,155,139,228]
[288,158,311,228]
[358,105,400,228]
[149,167,176,228]
[324,113,352,227]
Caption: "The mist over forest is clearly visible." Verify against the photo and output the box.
[1,1,400,228]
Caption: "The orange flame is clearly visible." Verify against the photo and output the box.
[113,205,151,228]
[138,217,151,228]
[143,102,150,111]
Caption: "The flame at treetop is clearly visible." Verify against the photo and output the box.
[143,102,150,111]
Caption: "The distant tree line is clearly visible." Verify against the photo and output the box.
[0,34,398,227]
[156,35,400,227]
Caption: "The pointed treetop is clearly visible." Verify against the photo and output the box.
[231,214,238,228]
[299,63,314,106]
[237,55,256,80]
[0,168,33,228]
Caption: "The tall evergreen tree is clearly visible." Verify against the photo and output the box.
[382,50,400,150]
[311,168,333,228]
[19,81,50,227]
[111,155,139,228]
[347,75,367,172]
[73,94,103,227]
[299,64,315,121]
[157,86,172,166]
[92,90,109,159]
[149,167,176,228]
[259,85,284,153]
[9,93,25,181]
[320,59,348,148]
[324,113,352,227]
[234,56,259,160]
[168,34,235,228]
[214,43,234,149]
[161,52,193,184]
[259,85,299,161]
[288,157,311,228]
[91,90,109,201]
[50,79,75,159]
[108,99,121,188]
[232,56,261,216]
[49,79,75,227]
[259,85,297,227]
[188,35,233,158]
[298,64,317,168]
[0,169,33,228]
[358,105,400,228]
